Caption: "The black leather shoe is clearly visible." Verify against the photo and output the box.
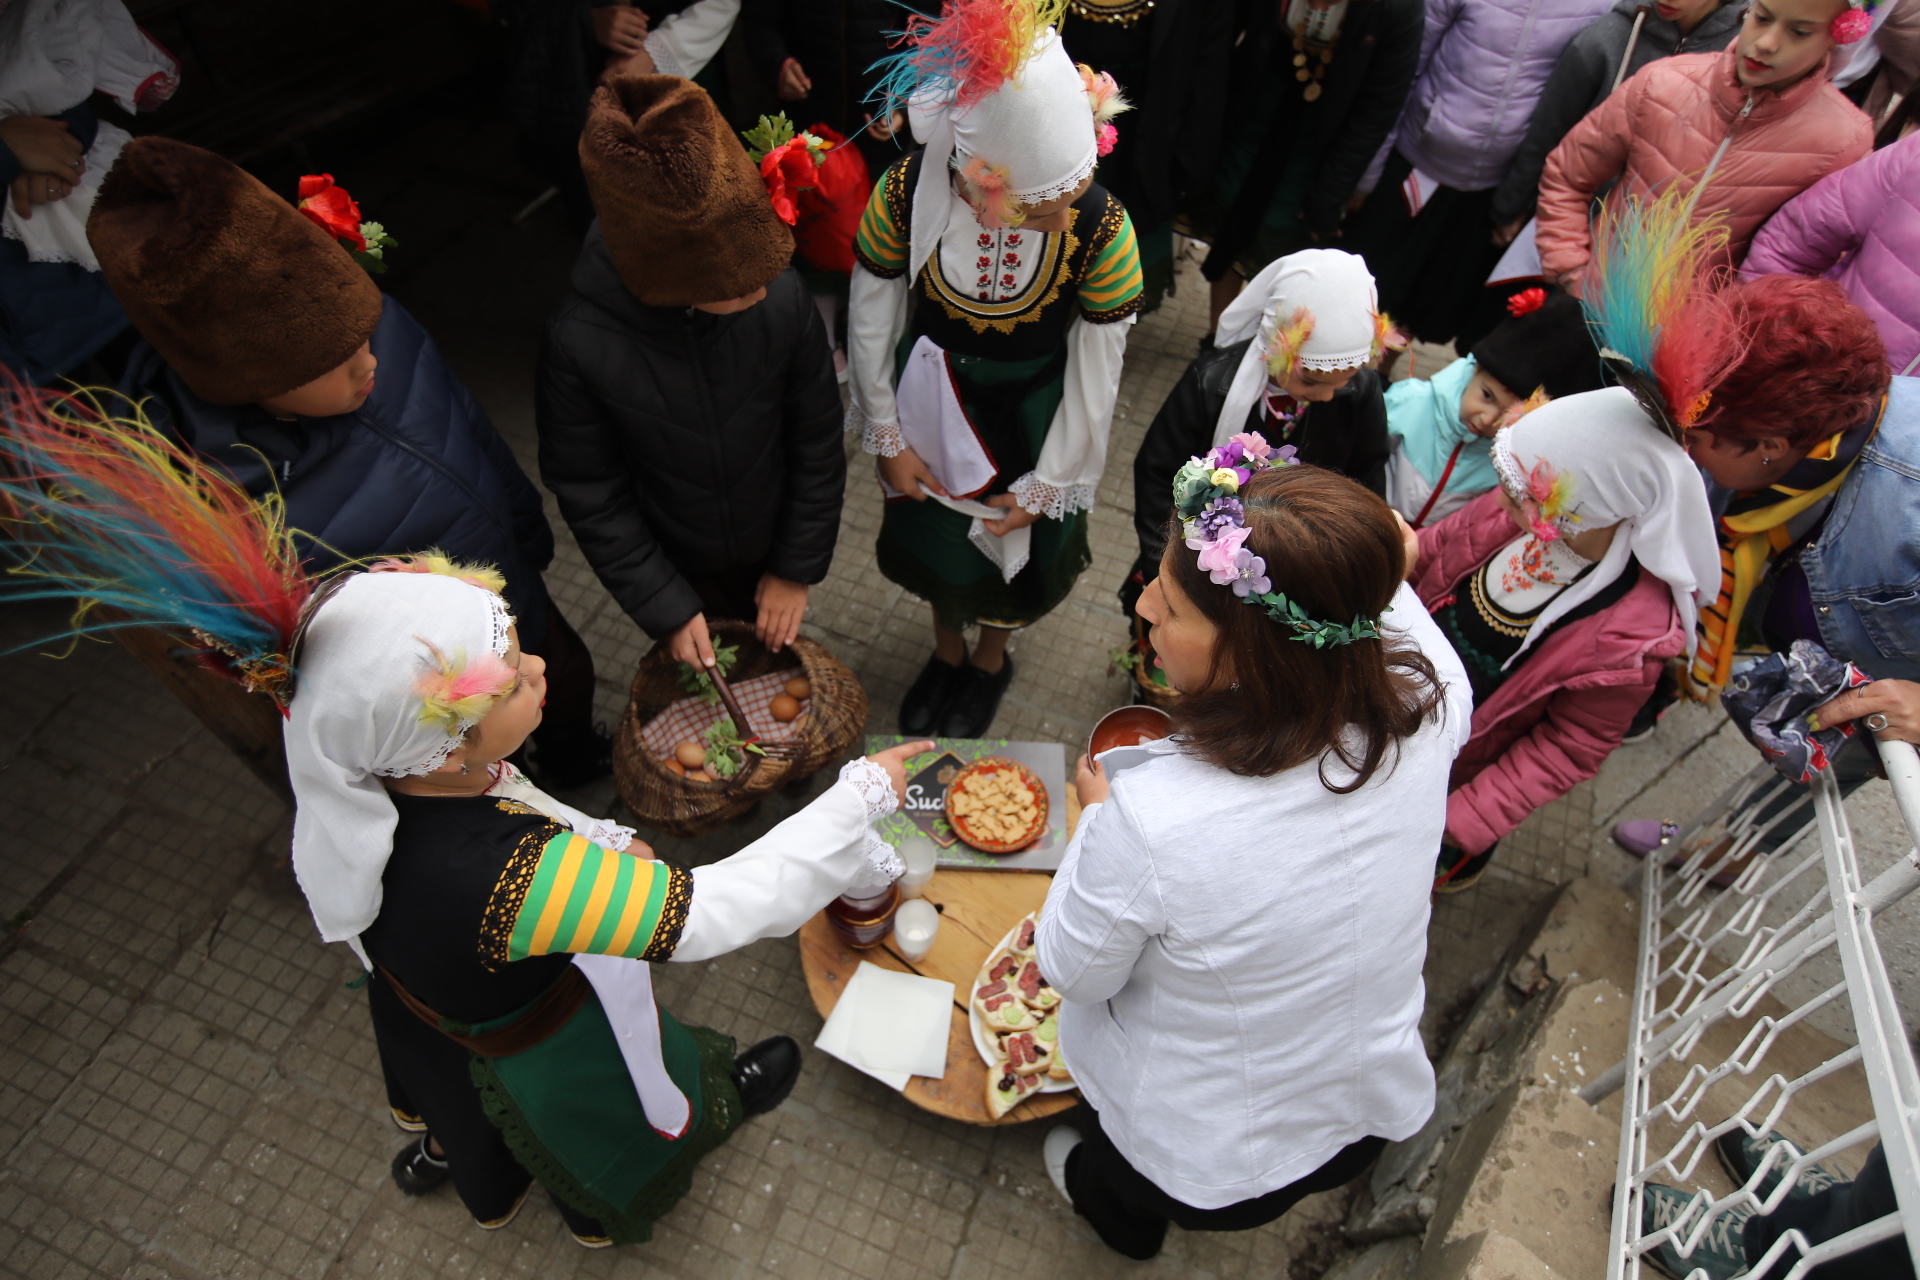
[391,1135,451,1196]
[940,656,1015,738]
[733,1035,802,1117]
[899,655,963,736]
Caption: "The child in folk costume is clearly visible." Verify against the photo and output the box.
[846,0,1144,738]
[1421,194,1726,893]
[0,385,931,1247]
[88,139,610,791]
[1120,249,1392,616]
[1383,289,1604,529]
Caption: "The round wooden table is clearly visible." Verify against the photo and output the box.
[796,786,1082,1125]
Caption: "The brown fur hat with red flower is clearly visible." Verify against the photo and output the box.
[580,75,794,306]
[87,137,383,405]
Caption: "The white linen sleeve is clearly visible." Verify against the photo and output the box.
[643,0,740,79]
[671,759,902,962]
[847,265,912,453]
[1007,313,1135,519]
[1034,790,1165,1005]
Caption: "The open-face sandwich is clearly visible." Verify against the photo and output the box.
[973,912,1073,1118]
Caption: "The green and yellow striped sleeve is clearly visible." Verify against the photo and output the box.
[1078,206,1143,322]
[853,162,910,279]
[482,831,691,967]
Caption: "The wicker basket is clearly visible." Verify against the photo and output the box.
[613,621,869,838]
[1125,613,1180,710]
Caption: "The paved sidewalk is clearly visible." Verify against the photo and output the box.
[6,110,1909,1280]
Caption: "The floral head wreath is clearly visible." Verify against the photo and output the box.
[1264,307,1406,384]
[1078,63,1131,157]
[1171,432,1388,647]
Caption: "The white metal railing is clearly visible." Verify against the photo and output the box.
[1583,736,1920,1280]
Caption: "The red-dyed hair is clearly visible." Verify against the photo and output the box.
[1703,275,1889,450]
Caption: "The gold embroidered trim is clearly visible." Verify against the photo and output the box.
[1069,0,1155,22]
[1468,564,1538,639]
[923,212,1081,336]
[1084,294,1143,325]
[479,820,565,970]
[494,799,541,817]
[640,865,693,962]
[856,243,908,280]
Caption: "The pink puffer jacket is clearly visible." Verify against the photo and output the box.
[1536,45,1872,288]
[1742,132,1920,377]
[1413,492,1687,855]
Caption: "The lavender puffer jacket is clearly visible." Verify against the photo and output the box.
[1390,0,1614,192]
[1742,132,1920,377]
[1414,491,1687,855]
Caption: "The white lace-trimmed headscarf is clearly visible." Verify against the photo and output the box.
[905,29,1097,282]
[1489,386,1721,666]
[286,569,514,966]
[1211,249,1381,447]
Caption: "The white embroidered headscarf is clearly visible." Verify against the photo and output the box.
[286,569,513,965]
[1489,387,1721,665]
[1211,249,1380,447]
[907,29,1096,283]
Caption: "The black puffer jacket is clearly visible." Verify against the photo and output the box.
[1121,338,1389,608]
[740,0,909,138]
[127,295,560,649]
[536,225,846,639]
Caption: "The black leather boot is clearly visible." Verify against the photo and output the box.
[732,1035,802,1116]
[390,1134,451,1196]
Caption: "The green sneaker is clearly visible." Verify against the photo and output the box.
[1714,1130,1846,1203]
[1640,1182,1752,1280]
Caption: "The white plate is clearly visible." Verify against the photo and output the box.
[967,915,1075,1093]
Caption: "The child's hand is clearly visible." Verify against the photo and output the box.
[867,739,939,806]
[667,612,716,669]
[777,57,812,100]
[982,493,1040,537]
[591,4,650,54]
[754,574,807,653]
[1491,215,1528,248]
[878,448,947,501]
[1393,510,1421,578]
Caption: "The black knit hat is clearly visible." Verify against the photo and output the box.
[1471,292,1605,400]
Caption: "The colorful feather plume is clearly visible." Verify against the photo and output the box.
[367,551,507,599]
[1263,307,1317,384]
[1581,186,1743,441]
[412,639,518,734]
[0,377,312,705]
[1371,311,1409,361]
[869,0,1070,117]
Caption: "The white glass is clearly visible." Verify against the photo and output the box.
[896,833,938,899]
[893,898,939,962]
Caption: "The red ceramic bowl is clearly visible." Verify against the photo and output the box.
[1088,705,1173,758]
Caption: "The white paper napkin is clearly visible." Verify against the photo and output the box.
[814,960,954,1090]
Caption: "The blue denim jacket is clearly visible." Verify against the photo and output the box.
[1802,376,1920,681]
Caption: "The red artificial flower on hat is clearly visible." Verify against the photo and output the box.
[296,175,368,251]
[1506,286,1548,318]
[759,140,819,226]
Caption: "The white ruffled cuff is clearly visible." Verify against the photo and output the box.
[839,757,898,821]
[1008,471,1097,520]
[644,30,686,77]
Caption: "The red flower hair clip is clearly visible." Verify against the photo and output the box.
[741,114,828,225]
[1506,287,1548,318]
[297,175,398,274]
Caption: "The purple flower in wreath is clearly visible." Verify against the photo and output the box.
[1228,432,1275,461]
[1231,551,1271,597]
[1192,525,1251,583]
[1195,497,1243,541]
[1275,444,1299,465]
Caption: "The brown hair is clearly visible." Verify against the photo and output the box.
[1164,465,1444,791]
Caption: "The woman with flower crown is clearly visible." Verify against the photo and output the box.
[1118,249,1394,673]
[0,383,933,1249]
[846,0,1144,739]
[1031,435,1471,1260]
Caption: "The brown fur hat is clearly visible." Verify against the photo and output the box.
[580,75,793,306]
[88,137,383,405]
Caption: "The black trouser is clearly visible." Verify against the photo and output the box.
[1744,1144,1913,1280]
[526,599,599,759]
[1063,1104,1387,1260]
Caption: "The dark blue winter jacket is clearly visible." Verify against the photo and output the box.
[125,294,559,649]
